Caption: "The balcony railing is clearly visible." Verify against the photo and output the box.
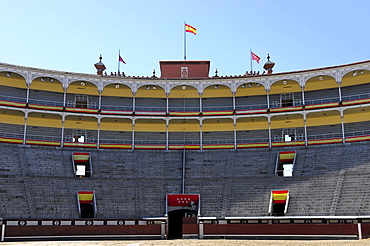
[0,95,26,103]
[307,133,342,140]
[305,97,340,105]
[235,103,268,110]
[342,92,370,101]
[134,106,167,112]
[28,99,64,107]
[236,137,269,143]
[0,131,23,139]
[26,134,62,142]
[202,106,234,111]
[99,139,132,144]
[168,106,200,112]
[100,104,133,111]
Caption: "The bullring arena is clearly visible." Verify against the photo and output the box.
[2,56,370,244]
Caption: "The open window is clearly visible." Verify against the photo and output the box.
[77,191,96,218]
[275,151,296,177]
[282,128,296,142]
[72,129,87,143]
[268,190,289,216]
[75,95,88,108]
[280,93,294,107]
[72,152,92,177]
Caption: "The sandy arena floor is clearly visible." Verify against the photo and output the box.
[2,239,370,246]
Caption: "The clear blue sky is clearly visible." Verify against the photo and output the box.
[1,0,370,77]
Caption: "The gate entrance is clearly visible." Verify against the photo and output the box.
[166,194,200,239]
[167,209,194,239]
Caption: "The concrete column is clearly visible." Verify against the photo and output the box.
[233,120,237,149]
[199,221,204,239]
[63,88,67,107]
[61,116,65,147]
[268,116,272,148]
[97,118,101,149]
[199,93,203,113]
[337,80,342,102]
[161,221,166,239]
[166,120,169,150]
[23,113,28,145]
[232,93,236,111]
[26,85,30,104]
[340,110,345,143]
[200,120,203,150]
[358,222,363,240]
[166,94,169,114]
[132,120,135,150]
[1,223,5,242]
[304,114,308,146]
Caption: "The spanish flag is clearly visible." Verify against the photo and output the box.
[272,190,289,203]
[185,24,197,35]
[78,191,94,203]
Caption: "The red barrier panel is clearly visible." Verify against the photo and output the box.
[361,223,370,238]
[204,224,357,236]
[5,225,161,237]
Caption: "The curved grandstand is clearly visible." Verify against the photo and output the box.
[1,58,370,240]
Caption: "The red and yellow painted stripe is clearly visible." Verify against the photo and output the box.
[272,141,305,147]
[168,144,201,150]
[202,144,234,149]
[63,142,97,148]
[308,138,342,145]
[305,102,338,110]
[99,143,132,149]
[345,135,370,143]
[269,106,303,113]
[202,111,234,116]
[0,137,23,144]
[28,104,63,111]
[64,107,99,114]
[169,112,200,117]
[342,98,370,106]
[26,139,61,146]
[237,142,269,148]
[134,144,166,150]
[0,100,26,107]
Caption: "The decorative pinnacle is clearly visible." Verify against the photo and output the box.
[99,54,102,62]
[215,69,219,77]
[267,54,270,61]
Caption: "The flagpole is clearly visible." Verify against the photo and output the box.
[250,49,253,73]
[184,21,187,60]
[118,49,121,74]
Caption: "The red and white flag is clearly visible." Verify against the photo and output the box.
[119,55,126,64]
[251,51,261,63]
